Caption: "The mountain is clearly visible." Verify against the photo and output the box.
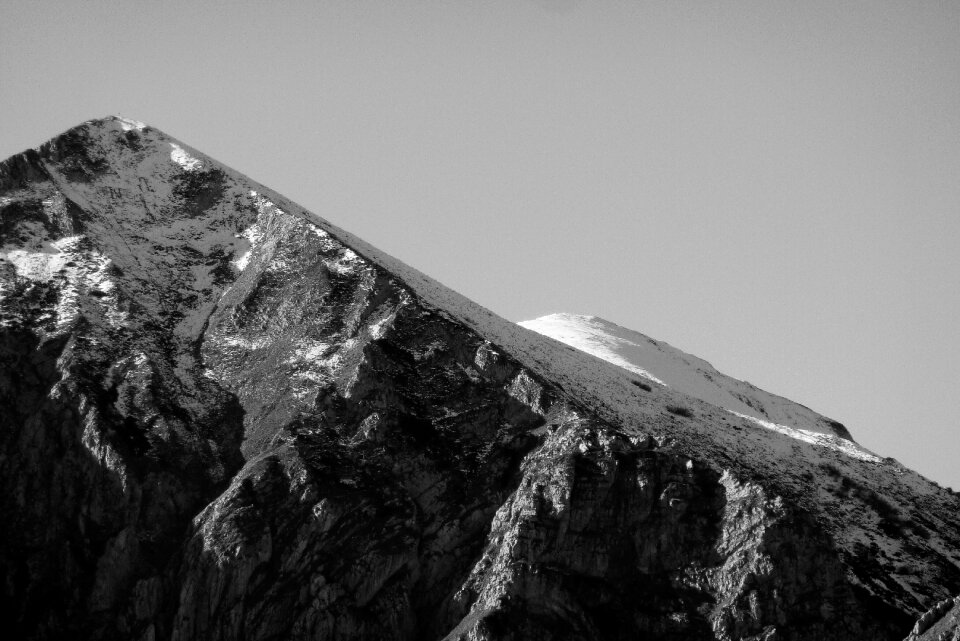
[519,313,862,449]
[1,116,958,641]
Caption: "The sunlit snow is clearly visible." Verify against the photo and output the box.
[233,192,270,270]
[729,411,881,462]
[232,226,261,271]
[519,313,878,461]
[169,143,202,171]
[118,117,146,132]
[519,314,666,385]
[0,235,127,330]
[0,236,79,283]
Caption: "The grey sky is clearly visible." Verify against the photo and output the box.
[2,0,958,489]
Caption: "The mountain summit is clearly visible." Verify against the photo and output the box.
[1,117,958,641]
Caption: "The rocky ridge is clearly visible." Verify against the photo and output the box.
[0,117,958,640]
[904,596,960,641]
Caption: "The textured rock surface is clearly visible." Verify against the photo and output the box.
[904,596,960,641]
[1,118,958,640]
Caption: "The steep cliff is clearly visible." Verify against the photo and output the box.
[1,117,957,640]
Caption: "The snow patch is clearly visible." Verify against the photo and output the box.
[290,342,334,363]
[282,340,357,401]
[233,225,262,271]
[219,335,272,351]
[519,314,666,385]
[1,236,78,283]
[83,252,128,329]
[327,248,362,275]
[169,143,202,171]
[233,192,271,271]
[730,411,881,463]
[118,117,146,132]
[0,235,128,330]
[520,313,849,440]
[369,316,392,340]
[249,191,284,217]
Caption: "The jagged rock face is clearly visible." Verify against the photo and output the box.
[448,426,891,641]
[904,596,960,641]
[0,118,958,640]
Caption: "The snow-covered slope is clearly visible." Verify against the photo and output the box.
[520,313,855,439]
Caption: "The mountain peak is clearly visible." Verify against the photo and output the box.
[2,119,958,640]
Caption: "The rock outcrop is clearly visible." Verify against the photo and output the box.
[1,117,958,640]
[904,596,960,641]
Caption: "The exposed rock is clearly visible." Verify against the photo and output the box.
[0,117,958,640]
[904,596,960,641]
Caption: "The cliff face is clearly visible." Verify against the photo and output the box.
[1,117,958,641]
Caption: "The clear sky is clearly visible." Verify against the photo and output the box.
[2,0,958,490]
